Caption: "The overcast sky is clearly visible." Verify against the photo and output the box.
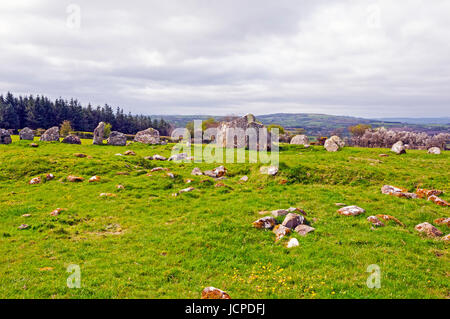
[0,0,449,118]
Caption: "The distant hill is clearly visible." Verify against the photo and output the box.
[156,113,450,137]
[377,117,450,125]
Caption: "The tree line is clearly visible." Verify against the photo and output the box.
[0,92,173,135]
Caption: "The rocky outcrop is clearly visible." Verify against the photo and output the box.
[391,141,406,154]
[19,127,34,140]
[290,135,309,146]
[324,135,344,152]
[134,128,160,144]
[216,114,272,150]
[93,122,105,145]
[61,134,81,144]
[107,131,127,146]
[0,129,12,144]
[40,127,59,142]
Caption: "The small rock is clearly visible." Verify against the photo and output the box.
[273,225,290,241]
[367,216,385,227]
[191,167,203,176]
[213,166,227,177]
[259,166,278,176]
[335,203,346,206]
[391,141,406,154]
[427,147,441,154]
[375,214,405,226]
[124,150,136,156]
[201,287,231,299]
[416,188,443,199]
[29,177,41,185]
[286,238,299,248]
[427,195,449,207]
[442,234,450,241]
[22,214,32,218]
[337,205,365,216]
[434,217,450,227]
[67,175,84,182]
[100,193,116,197]
[147,154,167,161]
[89,176,101,183]
[179,187,195,194]
[166,173,175,179]
[150,167,169,172]
[240,176,249,182]
[61,135,81,144]
[379,154,389,157]
[252,216,277,229]
[294,224,315,236]
[45,173,55,181]
[18,224,29,230]
[168,153,189,161]
[30,143,39,147]
[282,213,305,229]
[415,222,443,238]
[215,182,226,188]
[74,153,87,158]
[116,184,125,190]
[50,208,63,216]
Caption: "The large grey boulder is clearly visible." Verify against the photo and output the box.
[0,129,12,144]
[216,114,272,150]
[40,126,59,142]
[391,141,406,154]
[19,127,34,140]
[324,135,344,152]
[290,135,309,146]
[107,131,127,146]
[134,128,160,144]
[61,134,81,144]
[93,122,105,145]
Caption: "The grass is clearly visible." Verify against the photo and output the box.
[0,136,448,299]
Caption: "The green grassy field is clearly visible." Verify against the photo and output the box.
[0,136,448,299]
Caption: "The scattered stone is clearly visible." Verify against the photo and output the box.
[22,214,32,218]
[324,136,344,152]
[61,134,81,144]
[294,224,315,236]
[116,172,129,175]
[259,166,278,176]
[74,153,87,158]
[100,193,116,197]
[213,166,227,178]
[115,153,124,156]
[290,135,309,146]
[116,184,125,190]
[67,175,84,182]
[415,222,443,238]
[134,128,160,144]
[168,153,189,161]
[367,216,385,227]
[50,208,63,216]
[0,128,12,144]
[286,238,300,248]
[271,207,306,217]
[379,154,389,157]
[215,182,226,188]
[19,127,34,140]
[167,173,175,179]
[335,203,346,206]
[337,205,365,216]
[442,234,450,241]
[30,143,39,147]
[434,218,450,227]
[150,167,169,172]
[146,154,167,161]
[29,177,41,185]
[179,187,195,194]
[391,141,406,154]
[124,150,136,156]
[191,167,203,176]
[107,131,127,146]
[240,176,249,182]
[416,188,443,199]
[381,185,417,199]
[89,176,101,183]
[18,224,29,230]
[185,179,193,184]
[93,122,105,145]
[282,213,305,229]
[427,147,441,154]
[428,195,450,207]
[201,287,231,299]
[252,216,277,229]
[40,126,59,142]
[273,225,290,241]
[45,173,55,181]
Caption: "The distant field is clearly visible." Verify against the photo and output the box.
[0,136,448,298]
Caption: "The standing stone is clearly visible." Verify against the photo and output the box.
[290,135,309,146]
[61,134,81,144]
[427,147,441,154]
[0,129,12,144]
[107,131,127,146]
[93,122,105,145]
[324,135,344,152]
[134,128,160,144]
[40,127,59,142]
[391,141,406,154]
[19,127,34,140]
